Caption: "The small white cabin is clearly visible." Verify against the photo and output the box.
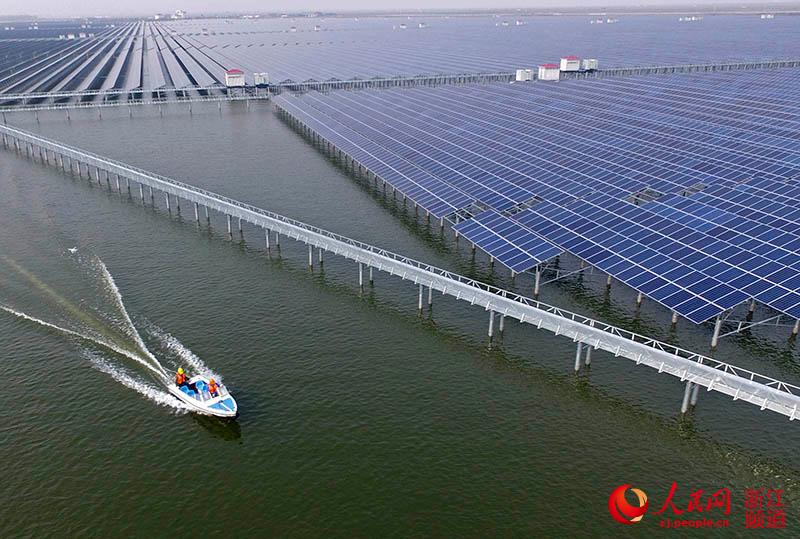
[538,64,560,81]
[515,69,533,82]
[225,69,246,87]
[560,56,580,72]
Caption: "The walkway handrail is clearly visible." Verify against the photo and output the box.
[3,121,800,420]
[2,59,798,114]
[0,85,228,101]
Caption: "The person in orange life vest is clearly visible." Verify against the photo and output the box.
[208,378,220,398]
[175,367,197,391]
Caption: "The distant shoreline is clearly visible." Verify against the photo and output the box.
[4,5,800,21]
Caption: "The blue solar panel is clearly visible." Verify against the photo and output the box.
[276,67,800,323]
[277,98,472,218]
[454,210,562,272]
[515,201,741,323]
[155,16,800,87]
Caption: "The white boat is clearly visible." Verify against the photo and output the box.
[168,374,238,418]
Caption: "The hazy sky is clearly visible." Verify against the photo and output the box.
[1,0,781,19]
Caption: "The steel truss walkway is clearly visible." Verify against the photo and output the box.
[2,122,800,422]
[2,58,799,113]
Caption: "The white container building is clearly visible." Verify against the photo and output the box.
[538,64,560,81]
[224,69,246,87]
[253,72,270,86]
[515,69,533,82]
[560,56,580,72]
[581,58,599,71]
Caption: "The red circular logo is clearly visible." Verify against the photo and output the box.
[609,484,649,524]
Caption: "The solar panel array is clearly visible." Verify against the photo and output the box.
[163,15,800,83]
[455,210,562,273]
[0,21,229,98]
[3,15,800,97]
[274,68,800,323]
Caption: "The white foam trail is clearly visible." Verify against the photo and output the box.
[145,322,218,379]
[82,349,189,413]
[0,304,167,379]
[90,257,168,377]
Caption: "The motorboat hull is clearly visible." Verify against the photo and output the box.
[168,375,238,418]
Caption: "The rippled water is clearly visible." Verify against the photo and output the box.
[1,103,798,536]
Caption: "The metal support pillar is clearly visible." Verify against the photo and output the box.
[369,266,374,286]
[534,268,541,298]
[265,229,271,250]
[149,186,153,201]
[584,345,592,366]
[125,178,130,192]
[574,342,583,372]
[165,193,171,211]
[636,291,644,307]
[275,232,280,248]
[606,274,612,288]
[793,319,800,338]
[711,316,723,349]
[747,299,756,321]
[318,248,323,265]
[681,382,693,414]
[488,311,495,341]
[499,314,505,333]
[139,184,144,202]
[238,218,242,233]
[671,311,679,327]
[418,284,423,313]
[115,175,121,192]
[690,382,700,408]
[194,202,199,222]
[226,215,232,237]
[308,244,313,268]
[358,263,364,289]
[427,285,433,307]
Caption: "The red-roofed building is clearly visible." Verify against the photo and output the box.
[225,69,245,87]
[560,56,581,72]
[538,64,560,81]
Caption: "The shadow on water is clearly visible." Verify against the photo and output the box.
[192,414,243,442]
[554,274,669,341]
[731,329,800,375]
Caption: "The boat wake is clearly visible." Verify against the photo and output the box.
[0,252,217,413]
[82,349,190,413]
[143,321,220,380]
[0,303,165,378]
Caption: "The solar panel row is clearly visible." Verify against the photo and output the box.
[278,98,472,217]
[453,210,562,273]
[161,15,800,83]
[275,67,800,324]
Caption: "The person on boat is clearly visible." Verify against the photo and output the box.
[175,367,188,387]
[208,378,220,398]
[175,368,197,391]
